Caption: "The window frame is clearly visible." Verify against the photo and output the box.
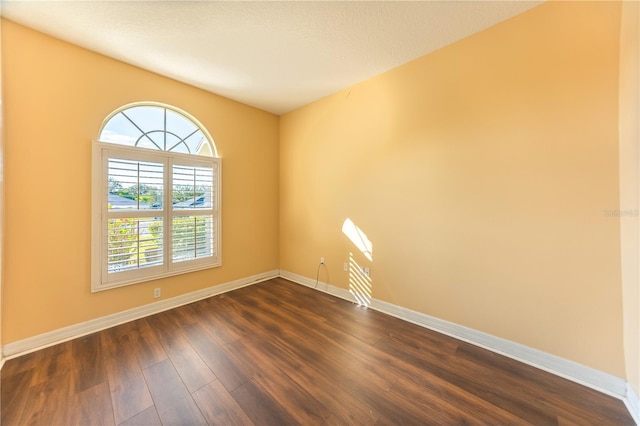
[91,103,221,292]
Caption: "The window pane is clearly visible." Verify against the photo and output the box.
[172,215,214,262]
[166,133,189,154]
[184,131,208,156]
[108,158,164,210]
[143,131,164,151]
[123,106,164,134]
[168,142,190,154]
[107,217,163,272]
[99,112,142,146]
[166,109,198,139]
[172,165,214,209]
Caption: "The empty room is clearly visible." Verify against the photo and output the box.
[0,0,638,424]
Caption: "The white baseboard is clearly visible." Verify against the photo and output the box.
[2,270,280,360]
[626,382,640,425]
[279,271,633,410]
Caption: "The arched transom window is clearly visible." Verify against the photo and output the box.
[99,104,216,156]
[92,103,221,292]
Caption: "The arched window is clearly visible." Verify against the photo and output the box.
[99,104,217,156]
[92,103,221,292]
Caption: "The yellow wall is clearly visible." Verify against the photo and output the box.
[619,0,640,396]
[280,1,626,376]
[1,20,280,343]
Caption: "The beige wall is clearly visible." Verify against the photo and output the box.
[1,20,280,343]
[619,0,640,396]
[280,1,626,376]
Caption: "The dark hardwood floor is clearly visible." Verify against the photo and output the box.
[1,277,634,425]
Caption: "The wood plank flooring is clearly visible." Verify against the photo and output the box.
[1,278,634,425]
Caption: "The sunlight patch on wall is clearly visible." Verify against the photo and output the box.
[343,218,373,307]
[342,218,373,261]
[349,252,372,306]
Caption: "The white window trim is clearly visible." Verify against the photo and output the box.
[91,143,221,292]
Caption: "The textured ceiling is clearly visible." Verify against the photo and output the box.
[1,1,542,114]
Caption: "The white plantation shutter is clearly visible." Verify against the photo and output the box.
[102,152,167,285]
[171,162,217,264]
[107,217,164,272]
[172,215,214,262]
[92,103,220,292]
[107,158,164,210]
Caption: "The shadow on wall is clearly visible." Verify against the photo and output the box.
[342,218,373,306]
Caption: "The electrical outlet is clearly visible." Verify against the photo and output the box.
[320,257,325,264]
[364,267,370,277]
[154,288,161,298]
[343,262,348,271]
